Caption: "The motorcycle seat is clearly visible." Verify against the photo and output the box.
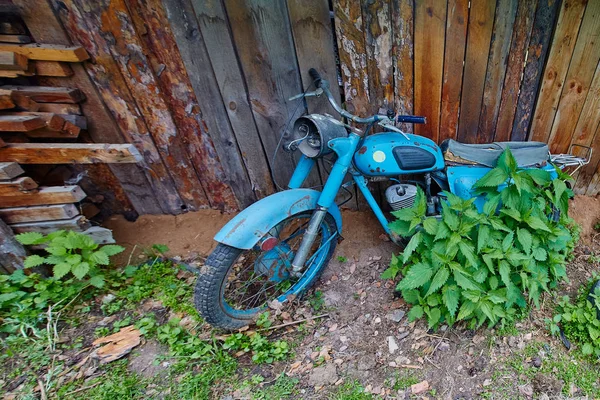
[441,139,549,168]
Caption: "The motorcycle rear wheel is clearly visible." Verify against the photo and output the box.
[194,212,337,330]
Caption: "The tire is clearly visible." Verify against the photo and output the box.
[195,213,337,330]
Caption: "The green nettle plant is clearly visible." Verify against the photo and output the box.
[16,230,125,288]
[547,278,600,358]
[382,149,579,329]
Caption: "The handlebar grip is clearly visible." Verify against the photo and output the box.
[397,115,427,124]
[308,68,322,88]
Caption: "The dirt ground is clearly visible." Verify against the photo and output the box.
[102,195,600,399]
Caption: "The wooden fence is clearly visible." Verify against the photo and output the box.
[17,0,600,215]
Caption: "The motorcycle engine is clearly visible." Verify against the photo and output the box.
[385,184,418,211]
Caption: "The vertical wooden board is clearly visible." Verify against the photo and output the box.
[392,0,414,133]
[191,0,274,201]
[287,0,356,209]
[547,1,600,154]
[529,0,587,143]
[362,0,394,113]
[0,218,26,272]
[224,0,317,190]
[493,0,536,142]
[333,0,371,116]
[572,63,600,193]
[511,0,561,141]
[457,0,497,143]
[476,0,517,143]
[49,0,184,214]
[439,0,468,143]
[83,0,210,211]
[287,0,343,114]
[414,0,446,142]
[125,0,239,212]
[16,0,162,215]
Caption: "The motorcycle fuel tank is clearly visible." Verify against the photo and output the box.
[353,132,445,176]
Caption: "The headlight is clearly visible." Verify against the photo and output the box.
[290,114,348,158]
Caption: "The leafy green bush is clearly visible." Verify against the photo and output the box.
[547,278,600,358]
[382,149,578,329]
[223,332,290,364]
[16,230,124,288]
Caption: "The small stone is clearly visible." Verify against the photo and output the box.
[372,256,382,261]
[523,333,533,341]
[397,331,410,341]
[388,336,399,354]
[519,384,534,397]
[395,356,410,365]
[329,323,338,332]
[411,380,429,394]
[386,309,406,323]
[438,342,450,351]
[339,346,348,352]
[101,294,116,304]
[483,379,492,387]
[373,317,381,324]
[340,336,348,343]
[472,334,486,345]
[532,357,542,368]
[308,364,338,387]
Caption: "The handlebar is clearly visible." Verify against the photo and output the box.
[304,68,427,127]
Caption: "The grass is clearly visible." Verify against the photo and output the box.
[391,370,421,390]
[329,380,374,400]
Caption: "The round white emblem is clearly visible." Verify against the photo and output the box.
[373,150,386,163]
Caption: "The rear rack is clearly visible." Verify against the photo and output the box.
[550,144,592,172]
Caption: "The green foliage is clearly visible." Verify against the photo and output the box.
[546,278,600,359]
[256,311,272,328]
[223,331,290,364]
[337,255,348,263]
[16,230,124,287]
[309,290,325,312]
[383,149,578,329]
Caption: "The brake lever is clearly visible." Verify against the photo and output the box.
[378,122,410,140]
[288,88,324,101]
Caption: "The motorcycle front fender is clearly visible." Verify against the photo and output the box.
[214,189,343,250]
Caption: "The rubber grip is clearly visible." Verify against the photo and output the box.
[397,115,426,124]
[308,68,322,87]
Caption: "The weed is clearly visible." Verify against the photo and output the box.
[329,380,373,400]
[337,255,348,263]
[252,374,298,399]
[309,290,325,312]
[392,370,420,390]
[256,311,272,328]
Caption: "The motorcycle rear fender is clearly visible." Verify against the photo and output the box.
[214,189,343,250]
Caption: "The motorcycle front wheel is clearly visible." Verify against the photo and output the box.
[194,211,337,330]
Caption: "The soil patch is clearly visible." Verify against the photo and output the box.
[569,195,600,244]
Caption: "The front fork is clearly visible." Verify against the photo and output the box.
[289,134,361,273]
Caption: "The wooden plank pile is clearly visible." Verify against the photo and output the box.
[0,12,141,248]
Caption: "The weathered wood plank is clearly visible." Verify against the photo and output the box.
[439,0,468,142]
[224,0,315,189]
[0,94,14,109]
[511,0,561,141]
[0,143,142,164]
[392,0,414,133]
[414,0,447,141]
[11,92,38,111]
[494,0,536,142]
[0,203,79,223]
[457,0,496,143]
[0,85,84,103]
[2,111,67,131]
[36,103,80,115]
[0,50,27,70]
[477,0,517,143]
[529,0,587,143]
[0,34,31,44]
[68,0,209,211]
[0,176,38,194]
[0,115,45,131]
[547,1,600,154]
[191,0,273,202]
[572,63,600,193]
[0,185,86,208]
[0,218,26,271]
[23,127,80,139]
[34,61,73,77]
[124,0,239,212]
[0,162,23,180]
[10,215,91,234]
[17,0,163,215]
[334,0,371,117]
[0,43,88,62]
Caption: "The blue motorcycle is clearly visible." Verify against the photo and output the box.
[195,68,588,330]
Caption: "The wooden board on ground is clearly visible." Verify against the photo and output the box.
[34,61,73,77]
[0,185,86,207]
[0,143,142,164]
[10,215,91,234]
[0,203,78,223]
[0,176,37,194]
[0,43,88,62]
[0,86,85,103]
[0,162,23,180]
[0,115,45,131]
[0,50,27,70]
